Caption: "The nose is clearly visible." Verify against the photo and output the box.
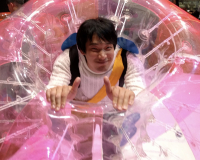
[98,50,107,60]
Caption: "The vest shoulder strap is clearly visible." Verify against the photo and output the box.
[119,49,127,87]
[69,45,80,86]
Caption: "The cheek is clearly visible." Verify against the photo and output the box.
[107,53,114,60]
[85,54,96,63]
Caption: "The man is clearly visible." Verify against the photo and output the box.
[46,17,145,111]
[6,0,28,13]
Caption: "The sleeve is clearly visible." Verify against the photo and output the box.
[46,49,71,90]
[124,53,146,95]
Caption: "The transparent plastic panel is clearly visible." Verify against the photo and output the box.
[0,0,200,159]
[0,95,124,159]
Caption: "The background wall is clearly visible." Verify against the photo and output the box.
[0,0,9,12]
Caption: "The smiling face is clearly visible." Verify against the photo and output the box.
[80,34,115,73]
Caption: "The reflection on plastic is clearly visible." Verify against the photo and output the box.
[0,0,200,159]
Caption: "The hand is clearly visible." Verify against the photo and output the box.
[104,76,135,111]
[46,77,81,111]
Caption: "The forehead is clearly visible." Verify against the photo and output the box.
[87,34,110,46]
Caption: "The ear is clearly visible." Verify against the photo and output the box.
[9,2,14,7]
[80,50,86,55]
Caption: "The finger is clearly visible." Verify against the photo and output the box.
[117,88,125,111]
[50,87,57,109]
[122,90,131,110]
[46,89,51,102]
[129,91,135,106]
[104,76,110,88]
[61,86,70,108]
[104,76,113,99]
[68,77,81,100]
[55,86,63,111]
[112,87,120,110]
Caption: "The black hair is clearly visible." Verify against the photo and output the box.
[6,0,26,5]
[76,17,117,53]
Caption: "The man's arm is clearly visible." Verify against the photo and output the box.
[104,53,145,111]
[47,49,71,89]
[46,78,80,111]
[46,49,80,111]
[124,53,146,95]
[104,76,135,111]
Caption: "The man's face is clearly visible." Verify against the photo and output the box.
[81,34,115,73]
[7,3,15,13]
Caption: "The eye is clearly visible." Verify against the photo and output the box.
[91,48,99,52]
[105,46,112,50]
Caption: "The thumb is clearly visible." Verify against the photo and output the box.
[68,77,81,100]
[104,76,113,100]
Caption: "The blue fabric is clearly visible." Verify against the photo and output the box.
[61,33,77,51]
[117,37,139,54]
[61,33,139,54]
[120,112,140,146]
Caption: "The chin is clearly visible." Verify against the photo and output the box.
[95,66,109,73]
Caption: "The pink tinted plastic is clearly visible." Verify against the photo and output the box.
[0,0,200,159]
